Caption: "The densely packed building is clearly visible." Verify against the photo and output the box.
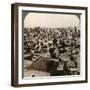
[24,26,80,77]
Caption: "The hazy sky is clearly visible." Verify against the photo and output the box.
[24,13,79,28]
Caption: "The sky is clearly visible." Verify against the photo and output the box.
[24,13,80,28]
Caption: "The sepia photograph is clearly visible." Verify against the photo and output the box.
[23,12,80,77]
[11,3,87,87]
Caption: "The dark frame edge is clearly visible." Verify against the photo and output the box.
[13,2,88,10]
[11,3,19,87]
[11,4,15,87]
[12,80,87,87]
[85,7,88,83]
